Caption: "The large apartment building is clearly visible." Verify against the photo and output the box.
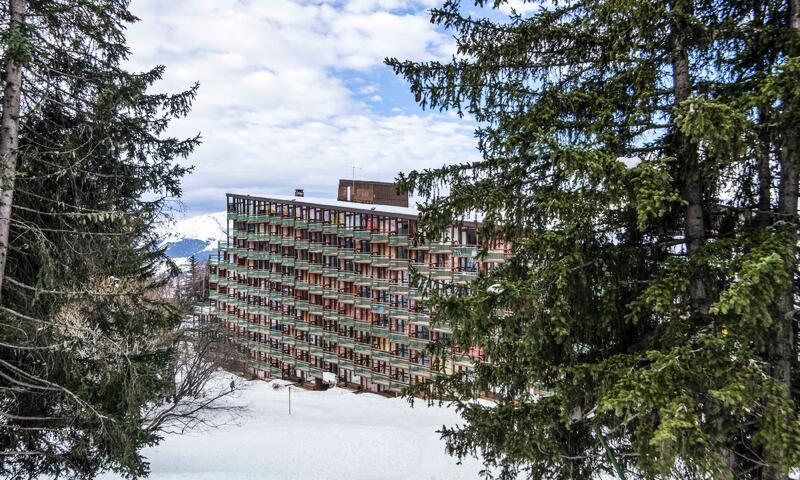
[202,186,507,394]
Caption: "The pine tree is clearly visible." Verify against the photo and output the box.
[388,1,800,478]
[0,2,233,478]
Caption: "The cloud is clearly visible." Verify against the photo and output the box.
[126,0,478,215]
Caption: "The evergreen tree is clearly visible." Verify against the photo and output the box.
[0,1,232,478]
[388,1,800,478]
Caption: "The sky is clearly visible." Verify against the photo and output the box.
[124,0,495,217]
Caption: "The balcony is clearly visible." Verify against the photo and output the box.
[354,274,371,286]
[408,337,428,351]
[453,246,478,257]
[338,316,354,327]
[482,251,506,262]
[295,299,309,311]
[371,279,389,290]
[353,252,372,264]
[322,288,338,299]
[308,285,323,295]
[294,240,310,250]
[389,308,409,319]
[338,227,354,237]
[354,296,371,308]
[322,267,339,277]
[338,293,355,304]
[453,271,478,284]
[338,271,354,282]
[430,268,452,280]
[371,256,390,267]
[308,264,323,274]
[371,233,389,243]
[388,235,409,246]
[389,332,408,343]
[322,224,339,234]
[430,242,452,254]
[338,248,354,259]
[281,218,295,227]
[353,230,372,240]
[389,283,409,295]
[308,222,323,232]
[308,243,323,254]
[295,260,309,270]
[388,259,408,270]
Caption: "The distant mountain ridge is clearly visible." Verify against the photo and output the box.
[158,211,227,266]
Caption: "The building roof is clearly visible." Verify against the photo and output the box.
[226,192,421,219]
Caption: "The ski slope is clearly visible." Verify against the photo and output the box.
[101,372,484,480]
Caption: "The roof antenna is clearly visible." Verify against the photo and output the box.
[347,164,363,202]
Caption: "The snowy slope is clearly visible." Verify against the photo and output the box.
[99,371,485,480]
[158,211,227,265]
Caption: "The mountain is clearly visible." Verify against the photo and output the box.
[158,211,227,267]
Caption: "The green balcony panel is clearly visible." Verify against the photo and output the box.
[353,230,372,240]
[308,263,323,274]
[354,297,371,308]
[388,259,408,270]
[295,260,309,270]
[308,222,323,232]
[371,256,390,267]
[453,271,478,284]
[353,252,372,264]
[371,233,389,243]
[322,288,338,299]
[308,285,323,295]
[388,235,409,246]
[322,267,338,277]
[338,271,355,282]
[430,242,452,254]
[389,332,408,343]
[338,294,355,304]
[338,227,354,237]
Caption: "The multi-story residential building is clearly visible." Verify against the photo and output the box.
[202,185,507,394]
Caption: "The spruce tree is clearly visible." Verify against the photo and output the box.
[0,1,223,478]
[388,1,800,478]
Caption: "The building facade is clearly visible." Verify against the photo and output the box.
[203,192,506,394]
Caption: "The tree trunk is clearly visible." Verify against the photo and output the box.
[767,3,799,479]
[670,0,708,315]
[0,0,28,300]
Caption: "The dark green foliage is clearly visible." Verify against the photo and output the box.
[388,1,800,478]
[0,1,199,478]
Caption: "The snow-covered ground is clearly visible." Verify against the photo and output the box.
[101,372,484,480]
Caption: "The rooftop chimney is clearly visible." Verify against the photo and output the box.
[294,188,304,197]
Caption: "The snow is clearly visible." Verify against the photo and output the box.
[158,211,228,245]
[100,371,485,480]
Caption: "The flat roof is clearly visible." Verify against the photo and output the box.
[226,192,420,219]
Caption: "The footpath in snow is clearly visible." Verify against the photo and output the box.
[101,372,484,480]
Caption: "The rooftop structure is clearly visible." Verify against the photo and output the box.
[336,179,409,207]
[200,191,508,394]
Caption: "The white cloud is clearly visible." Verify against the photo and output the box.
[126,0,477,214]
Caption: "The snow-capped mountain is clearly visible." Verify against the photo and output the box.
[158,211,227,266]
